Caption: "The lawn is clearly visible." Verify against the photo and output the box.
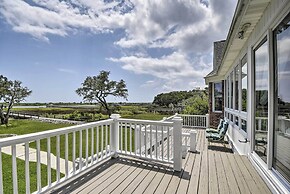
[2,153,61,194]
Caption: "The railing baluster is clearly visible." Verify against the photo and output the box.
[0,148,3,194]
[167,126,170,161]
[25,143,30,194]
[155,125,158,159]
[91,127,94,165]
[101,125,104,159]
[161,126,164,161]
[72,132,76,174]
[65,134,69,177]
[134,123,137,156]
[36,140,41,191]
[120,123,123,153]
[144,125,147,158]
[86,128,89,166]
[139,124,142,157]
[56,135,60,182]
[47,137,51,186]
[96,126,99,162]
[109,124,112,155]
[130,123,132,154]
[125,123,127,154]
[105,125,108,157]
[12,145,18,194]
[79,130,83,170]
[150,125,152,158]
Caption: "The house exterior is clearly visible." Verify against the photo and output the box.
[205,0,290,193]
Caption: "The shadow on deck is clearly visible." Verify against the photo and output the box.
[52,129,271,194]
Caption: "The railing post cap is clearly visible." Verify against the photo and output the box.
[110,114,121,120]
[172,116,182,121]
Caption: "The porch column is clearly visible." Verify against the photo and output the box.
[173,116,182,171]
[110,114,120,158]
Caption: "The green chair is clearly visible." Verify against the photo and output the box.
[205,119,224,133]
[206,122,229,143]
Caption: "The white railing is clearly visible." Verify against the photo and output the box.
[178,114,209,128]
[256,116,290,134]
[0,114,183,194]
[118,118,174,163]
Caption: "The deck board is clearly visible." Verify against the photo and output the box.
[53,129,272,194]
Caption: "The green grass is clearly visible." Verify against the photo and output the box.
[2,153,61,194]
[122,113,169,120]
[0,119,71,135]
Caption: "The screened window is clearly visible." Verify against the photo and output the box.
[254,38,269,163]
[273,14,290,183]
[213,82,223,112]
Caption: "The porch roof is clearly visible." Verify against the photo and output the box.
[205,0,271,84]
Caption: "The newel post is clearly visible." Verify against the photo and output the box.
[206,114,210,128]
[110,114,120,158]
[173,116,182,171]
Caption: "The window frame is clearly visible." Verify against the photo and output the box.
[212,82,223,113]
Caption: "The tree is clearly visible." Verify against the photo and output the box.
[76,71,128,116]
[0,75,32,125]
[183,93,208,115]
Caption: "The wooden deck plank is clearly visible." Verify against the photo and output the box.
[208,151,219,194]
[132,164,160,194]
[220,152,240,194]
[142,166,166,194]
[198,151,209,193]
[110,161,146,194]
[120,163,153,193]
[164,171,182,194]
[176,152,195,194]
[227,154,251,194]
[240,156,272,193]
[88,161,133,193]
[69,159,120,194]
[233,154,263,194]
[99,159,141,194]
[187,152,201,193]
[153,168,174,194]
[73,162,125,194]
[215,152,230,194]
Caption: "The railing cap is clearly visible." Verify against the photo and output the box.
[172,116,183,122]
[110,114,121,120]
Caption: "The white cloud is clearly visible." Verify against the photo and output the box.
[0,0,237,92]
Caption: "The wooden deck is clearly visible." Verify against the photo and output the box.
[52,129,271,194]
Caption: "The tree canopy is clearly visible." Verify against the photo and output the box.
[0,75,32,125]
[153,89,207,107]
[76,71,128,116]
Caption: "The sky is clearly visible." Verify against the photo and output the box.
[0,0,237,103]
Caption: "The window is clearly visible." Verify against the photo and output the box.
[273,14,290,183]
[241,56,248,112]
[213,82,223,112]
[234,66,240,110]
[230,72,234,109]
[254,38,269,163]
